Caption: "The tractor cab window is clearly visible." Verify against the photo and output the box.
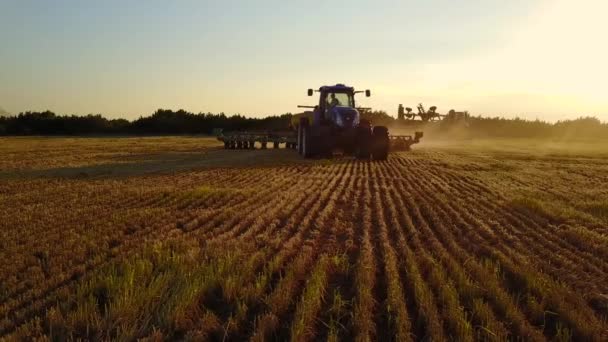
[326,92,354,108]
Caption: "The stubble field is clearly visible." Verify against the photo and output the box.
[1,136,607,341]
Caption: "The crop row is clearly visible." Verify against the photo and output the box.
[3,153,608,340]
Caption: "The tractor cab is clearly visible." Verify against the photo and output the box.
[303,84,370,129]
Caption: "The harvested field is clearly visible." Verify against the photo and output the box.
[1,136,608,341]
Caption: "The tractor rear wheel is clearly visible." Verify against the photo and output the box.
[372,126,389,160]
[302,126,316,158]
[355,126,371,160]
[317,126,332,158]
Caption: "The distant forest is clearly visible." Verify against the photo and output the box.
[0,109,606,140]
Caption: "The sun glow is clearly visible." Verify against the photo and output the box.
[381,0,608,120]
[498,0,608,100]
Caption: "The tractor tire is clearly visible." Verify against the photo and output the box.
[302,126,317,158]
[355,126,371,160]
[317,126,332,158]
[372,126,389,160]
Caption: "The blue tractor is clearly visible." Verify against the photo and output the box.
[296,84,390,160]
[217,84,422,155]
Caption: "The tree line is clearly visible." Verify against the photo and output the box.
[465,116,608,140]
[0,109,293,135]
[0,108,606,140]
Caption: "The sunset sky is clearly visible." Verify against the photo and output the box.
[1,0,607,121]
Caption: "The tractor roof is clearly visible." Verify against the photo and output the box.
[318,84,354,93]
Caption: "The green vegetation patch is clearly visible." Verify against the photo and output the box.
[508,197,556,219]
[581,201,608,221]
[508,195,597,224]
[41,241,247,340]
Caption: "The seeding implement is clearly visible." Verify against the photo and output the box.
[217,131,297,150]
[217,84,423,159]
[397,103,470,125]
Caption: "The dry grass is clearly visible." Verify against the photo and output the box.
[1,136,607,341]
